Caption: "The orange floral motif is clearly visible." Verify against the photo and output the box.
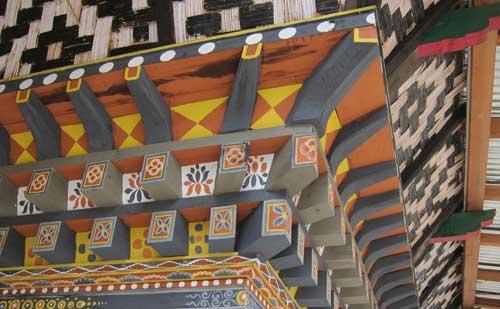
[83,163,106,188]
[222,144,246,170]
[241,154,274,191]
[28,170,50,194]
[143,154,166,181]
[182,163,216,197]
[294,135,317,166]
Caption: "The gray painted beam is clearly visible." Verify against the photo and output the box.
[322,236,357,270]
[214,143,248,195]
[295,271,332,307]
[140,152,182,200]
[374,269,413,299]
[287,31,379,136]
[67,79,114,151]
[270,224,305,270]
[369,252,411,285]
[125,67,173,144]
[309,207,346,246]
[331,261,363,287]
[25,168,67,212]
[337,161,398,203]
[349,190,400,230]
[297,174,335,225]
[0,125,9,165]
[81,160,122,207]
[220,44,262,133]
[16,90,60,159]
[0,227,24,267]
[89,216,129,260]
[379,284,417,309]
[32,221,75,264]
[356,213,405,249]
[0,175,17,217]
[280,247,319,287]
[328,107,388,173]
[363,234,408,268]
[147,210,188,256]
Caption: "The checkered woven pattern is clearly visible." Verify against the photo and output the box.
[420,258,462,308]
[0,0,167,79]
[390,54,465,173]
[172,0,340,42]
[414,241,461,297]
[403,122,465,247]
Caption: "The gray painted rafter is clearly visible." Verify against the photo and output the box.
[356,213,405,249]
[337,161,398,203]
[374,269,414,299]
[16,91,60,160]
[126,67,173,144]
[369,252,411,285]
[379,285,417,309]
[67,80,114,152]
[364,233,407,268]
[0,126,9,165]
[349,190,401,229]
[328,107,388,173]
[220,45,262,133]
[286,31,379,136]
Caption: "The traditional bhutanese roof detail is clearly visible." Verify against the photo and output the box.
[430,209,496,243]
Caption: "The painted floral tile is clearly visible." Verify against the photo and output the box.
[17,187,42,216]
[122,173,154,205]
[181,162,218,198]
[67,180,95,211]
[240,154,274,191]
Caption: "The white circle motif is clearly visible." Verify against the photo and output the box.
[198,42,215,55]
[43,73,58,85]
[99,62,114,73]
[317,21,335,33]
[279,27,296,39]
[160,50,176,62]
[128,56,144,67]
[245,33,263,45]
[69,68,85,80]
[366,13,376,25]
[19,79,33,90]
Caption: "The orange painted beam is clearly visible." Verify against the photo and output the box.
[478,269,500,281]
[463,24,498,308]
[485,184,500,200]
[481,233,500,247]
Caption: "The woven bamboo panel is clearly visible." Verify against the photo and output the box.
[0,0,168,79]
[390,54,465,172]
[403,121,465,247]
[420,258,462,308]
[172,0,341,42]
[414,241,461,297]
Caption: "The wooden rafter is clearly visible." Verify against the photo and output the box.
[478,269,500,281]
[463,20,498,308]
[485,184,500,200]
[481,233,500,247]
[490,117,500,138]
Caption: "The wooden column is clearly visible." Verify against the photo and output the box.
[463,28,497,308]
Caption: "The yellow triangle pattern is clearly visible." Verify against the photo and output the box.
[61,124,85,141]
[181,124,214,140]
[336,158,350,176]
[16,151,36,164]
[11,131,34,149]
[66,143,87,157]
[113,114,142,135]
[171,97,227,123]
[251,108,285,130]
[257,84,302,108]
[325,111,341,134]
[120,136,142,149]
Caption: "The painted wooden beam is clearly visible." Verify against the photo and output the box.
[0,175,17,217]
[89,216,129,261]
[430,210,495,243]
[385,296,418,309]
[32,221,75,264]
[16,90,60,160]
[266,133,319,195]
[295,271,332,307]
[25,168,67,212]
[287,31,378,136]
[491,117,500,138]
[214,143,248,195]
[309,207,346,246]
[374,269,414,299]
[208,205,237,253]
[478,269,500,281]
[322,236,357,270]
[220,44,262,133]
[81,160,123,207]
[369,252,411,286]
[476,297,500,309]
[0,227,24,267]
[140,152,182,200]
[481,233,500,247]
[338,161,398,203]
[125,66,173,144]
[0,125,9,166]
[349,190,400,230]
[378,284,417,309]
[463,27,497,308]
[280,247,319,287]
[147,210,188,257]
[356,213,405,249]
[66,79,114,152]
[297,174,335,225]
[339,276,370,305]
[328,108,388,173]
[363,234,408,268]
[331,260,363,287]
[238,199,292,260]
[270,224,305,270]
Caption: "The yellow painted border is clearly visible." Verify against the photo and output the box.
[124,66,141,81]
[353,28,378,43]
[0,7,376,84]
[15,90,30,104]
[66,79,82,93]
[241,43,263,60]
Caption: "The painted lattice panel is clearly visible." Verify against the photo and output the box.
[420,258,462,309]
